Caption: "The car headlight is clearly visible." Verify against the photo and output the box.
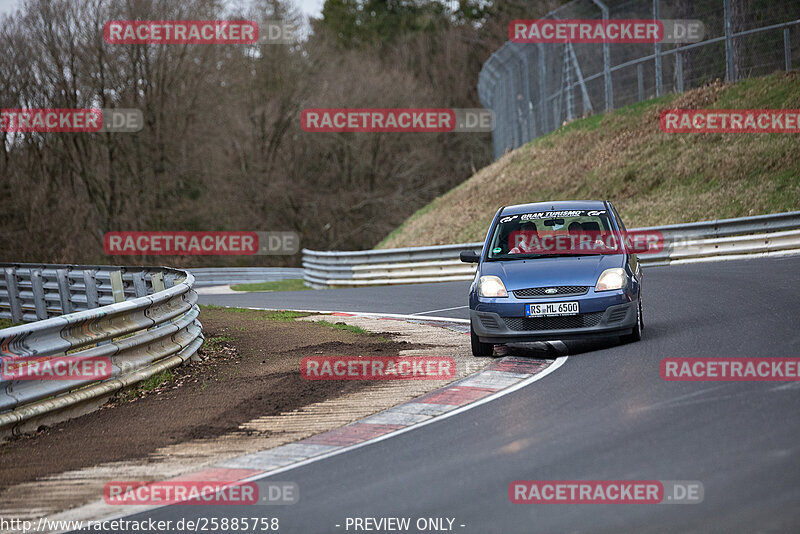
[478,275,508,297]
[595,268,628,292]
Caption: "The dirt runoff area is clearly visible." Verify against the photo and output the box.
[0,307,483,519]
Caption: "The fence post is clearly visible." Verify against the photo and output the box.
[654,0,662,96]
[592,0,613,110]
[676,53,684,93]
[506,56,523,148]
[785,28,792,72]
[637,63,644,101]
[501,63,514,150]
[484,61,505,158]
[536,43,548,134]
[724,0,736,82]
[566,43,593,115]
[512,44,535,141]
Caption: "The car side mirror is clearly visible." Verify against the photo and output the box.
[460,250,480,263]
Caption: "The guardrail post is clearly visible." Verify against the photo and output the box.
[110,270,125,303]
[132,271,147,298]
[151,272,166,293]
[31,268,47,320]
[55,268,73,314]
[82,269,99,310]
[3,267,23,323]
[785,28,792,72]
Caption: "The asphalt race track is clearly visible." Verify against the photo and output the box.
[201,281,473,319]
[95,256,800,532]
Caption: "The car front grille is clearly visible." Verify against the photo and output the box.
[513,286,589,298]
[503,312,604,331]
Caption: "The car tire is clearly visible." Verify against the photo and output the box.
[621,299,643,343]
[471,324,494,357]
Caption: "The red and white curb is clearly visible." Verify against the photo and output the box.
[189,313,564,481]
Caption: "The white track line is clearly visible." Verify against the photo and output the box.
[243,355,568,483]
[206,308,568,480]
[226,306,472,324]
[410,305,469,316]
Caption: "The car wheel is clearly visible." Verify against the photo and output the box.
[621,299,643,343]
[471,324,494,357]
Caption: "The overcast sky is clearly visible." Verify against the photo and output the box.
[0,0,325,18]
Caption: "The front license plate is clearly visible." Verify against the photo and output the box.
[526,301,580,317]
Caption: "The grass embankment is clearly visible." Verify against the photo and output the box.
[378,73,800,248]
[230,279,310,292]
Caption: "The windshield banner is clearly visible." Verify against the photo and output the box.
[506,230,664,255]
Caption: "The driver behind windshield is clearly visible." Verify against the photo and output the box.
[509,221,539,254]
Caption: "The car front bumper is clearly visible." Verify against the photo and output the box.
[470,298,638,344]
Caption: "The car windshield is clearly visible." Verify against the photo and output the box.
[486,209,616,260]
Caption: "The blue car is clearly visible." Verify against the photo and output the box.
[460,200,643,356]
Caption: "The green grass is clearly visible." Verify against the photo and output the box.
[0,318,20,330]
[119,369,175,401]
[230,279,311,292]
[199,305,309,321]
[263,310,308,321]
[314,320,389,342]
[203,334,234,351]
[378,73,800,248]
[199,304,251,312]
[315,320,370,335]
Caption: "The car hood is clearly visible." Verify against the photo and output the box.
[480,254,624,289]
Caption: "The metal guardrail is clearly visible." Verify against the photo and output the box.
[189,267,304,287]
[0,264,202,435]
[303,211,800,288]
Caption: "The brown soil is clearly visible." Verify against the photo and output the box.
[0,308,424,489]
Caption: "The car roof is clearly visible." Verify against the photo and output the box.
[499,200,608,216]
